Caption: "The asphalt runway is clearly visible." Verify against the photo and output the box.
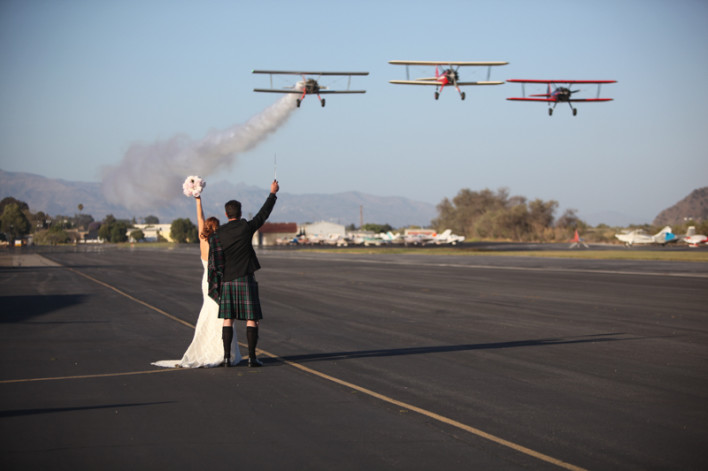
[1,246,707,470]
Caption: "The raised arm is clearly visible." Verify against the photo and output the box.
[196,196,205,235]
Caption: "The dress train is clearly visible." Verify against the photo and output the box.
[152,259,240,368]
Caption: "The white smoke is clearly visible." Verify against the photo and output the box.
[102,93,298,210]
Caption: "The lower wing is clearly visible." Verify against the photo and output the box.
[390,80,504,86]
[253,89,366,94]
[507,97,613,102]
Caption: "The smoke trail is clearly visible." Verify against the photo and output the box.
[102,93,298,210]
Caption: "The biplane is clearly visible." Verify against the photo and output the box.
[388,60,508,100]
[252,70,369,107]
[506,79,617,116]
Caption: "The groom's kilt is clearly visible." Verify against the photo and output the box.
[217,274,263,320]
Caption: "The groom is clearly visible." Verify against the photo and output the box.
[208,180,279,367]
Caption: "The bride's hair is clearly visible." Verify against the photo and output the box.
[201,217,220,240]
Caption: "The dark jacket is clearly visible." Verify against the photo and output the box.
[208,193,277,301]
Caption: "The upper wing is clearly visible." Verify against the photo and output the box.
[389,60,508,67]
[253,88,301,94]
[252,70,369,76]
[507,79,616,84]
[390,80,504,86]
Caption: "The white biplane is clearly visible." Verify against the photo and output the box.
[252,70,369,107]
[388,60,508,100]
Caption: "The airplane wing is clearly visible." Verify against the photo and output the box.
[390,80,504,86]
[389,60,508,67]
[507,79,616,84]
[506,97,613,102]
[253,70,369,76]
[253,88,365,94]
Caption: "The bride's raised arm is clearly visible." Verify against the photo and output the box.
[196,196,205,236]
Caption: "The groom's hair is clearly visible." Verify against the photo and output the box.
[225,200,242,220]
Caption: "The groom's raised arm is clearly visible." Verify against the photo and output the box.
[249,180,280,231]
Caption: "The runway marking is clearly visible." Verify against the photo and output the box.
[66,267,194,329]
[262,352,585,471]
[54,264,586,471]
[264,253,708,278]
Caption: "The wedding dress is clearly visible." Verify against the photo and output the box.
[152,259,241,368]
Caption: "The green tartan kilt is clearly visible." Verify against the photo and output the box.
[217,274,263,320]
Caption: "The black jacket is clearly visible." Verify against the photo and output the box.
[215,193,277,282]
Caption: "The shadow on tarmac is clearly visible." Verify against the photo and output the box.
[0,402,175,418]
[279,333,632,364]
[0,294,89,322]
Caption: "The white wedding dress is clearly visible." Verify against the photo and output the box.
[152,259,241,368]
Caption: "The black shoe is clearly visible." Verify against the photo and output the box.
[223,356,231,367]
[248,357,263,368]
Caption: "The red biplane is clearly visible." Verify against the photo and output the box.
[507,79,616,116]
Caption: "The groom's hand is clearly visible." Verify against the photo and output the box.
[270,180,279,194]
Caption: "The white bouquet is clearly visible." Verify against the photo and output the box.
[182,175,206,198]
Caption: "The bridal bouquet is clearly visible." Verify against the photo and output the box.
[183,175,206,198]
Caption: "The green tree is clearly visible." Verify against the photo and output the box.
[362,223,394,233]
[170,218,198,243]
[98,215,129,243]
[1,203,31,241]
[144,215,160,224]
[130,229,145,242]
[0,197,29,215]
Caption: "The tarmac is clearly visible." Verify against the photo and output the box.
[1,245,707,470]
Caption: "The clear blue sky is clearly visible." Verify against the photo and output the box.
[1,0,707,225]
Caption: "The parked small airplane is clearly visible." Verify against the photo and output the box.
[569,230,589,249]
[427,229,465,245]
[507,79,616,115]
[389,60,508,100]
[682,226,707,247]
[253,70,369,107]
[615,226,677,246]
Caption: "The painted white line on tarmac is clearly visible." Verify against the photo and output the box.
[44,264,588,471]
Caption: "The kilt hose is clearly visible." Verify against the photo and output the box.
[217,274,263,321]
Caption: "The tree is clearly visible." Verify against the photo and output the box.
[362,223,394,233]
[98,214,129,243]
[1,203,31,241]
[144,215,160,224]
[170,218,198,243]
[432,187,565,241]
[130,229,145,242]
[556,209,584,230]
[0,197,29,215]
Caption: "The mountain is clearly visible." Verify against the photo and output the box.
[653,187,708,226]
[0,169,436,227]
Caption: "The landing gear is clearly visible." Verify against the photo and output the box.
[434,91,439,100]
[321,98,326,107]
[296,99,301,108]
[460,91,466,101]
[572,107,577,116]
[548,108,553,116]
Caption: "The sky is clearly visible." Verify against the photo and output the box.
[1,0,707,226]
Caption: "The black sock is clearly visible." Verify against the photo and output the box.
[222,326,233,358]
[247,326,259,359]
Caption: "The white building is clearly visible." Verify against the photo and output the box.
[301,221,346,237]
[131,224,174,242]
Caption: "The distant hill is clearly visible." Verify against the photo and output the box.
[653,187,708,226]
[0,169,436,227]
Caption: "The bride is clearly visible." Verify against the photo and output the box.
[152,194,241,368]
